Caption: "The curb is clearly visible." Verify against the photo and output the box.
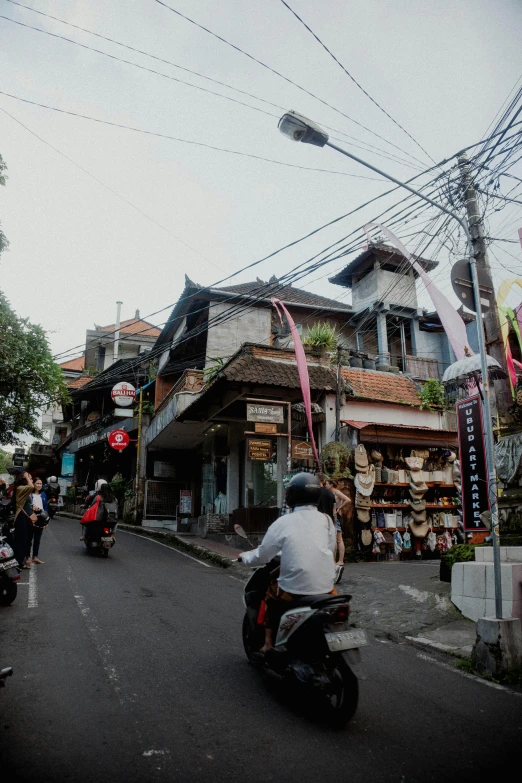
[117,524,238,570]
[404,635,473,659]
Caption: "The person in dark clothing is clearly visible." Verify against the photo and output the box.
[12,470,37,569]
[316,473,336,520]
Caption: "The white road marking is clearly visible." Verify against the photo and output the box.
[416,652,522,697]
[119,529,212,567]
[143,750,169,757]
[74,593,122,700]
[28,566,38,608]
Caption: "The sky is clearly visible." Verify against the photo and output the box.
[1,0,521,365]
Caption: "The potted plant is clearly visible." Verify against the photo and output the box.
[303,322,338,354]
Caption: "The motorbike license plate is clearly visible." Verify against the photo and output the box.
[101,536,112,542]
[325,629,368,651]
[0,559,18,571]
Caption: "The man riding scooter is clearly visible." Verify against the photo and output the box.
[44,476,60,519]
[239,472,337,653]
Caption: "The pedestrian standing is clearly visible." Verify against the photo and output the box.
[26,477,48,565]
[325,479,351,566]
[12,469,36,569]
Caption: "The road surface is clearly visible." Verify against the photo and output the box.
[1,515,520,782]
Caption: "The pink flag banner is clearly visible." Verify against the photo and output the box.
[364,222,471,360]
[271,298,321,469]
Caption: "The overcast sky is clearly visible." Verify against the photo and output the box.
[1,0,521,363]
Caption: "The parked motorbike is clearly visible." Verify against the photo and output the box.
[45,482,61,520]
[0,535,20,606]
[236,527,367,727]
[83,522,117,557]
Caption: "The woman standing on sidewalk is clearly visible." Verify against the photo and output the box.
[26,478,48,565]
[325,479,351,567]
[12,469,37,569]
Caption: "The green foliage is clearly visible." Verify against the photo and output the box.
[0,448,13,473]
[109,478,133,504]
[320,441,353,479]
[303,322,338,351]
[441,544,476,571]
[0,153,9,256]
[203,357,225,383]
[0,291,71,445]
[418,379,446,410]
[141,401,155,415]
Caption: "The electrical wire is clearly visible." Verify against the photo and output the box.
[278,0,435,164]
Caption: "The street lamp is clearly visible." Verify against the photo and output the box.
[279,111,503,618]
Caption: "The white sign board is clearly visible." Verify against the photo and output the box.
[154,461,176,478]
[111,381,136,408]
[246,403,284,424]
[180,490,192,514]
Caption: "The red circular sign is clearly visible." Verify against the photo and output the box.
[108,429,130,451]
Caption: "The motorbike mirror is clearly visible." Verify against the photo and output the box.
[233,524,249,540]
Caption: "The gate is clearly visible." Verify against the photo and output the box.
[144,480,188,519]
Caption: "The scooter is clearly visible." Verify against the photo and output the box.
[235,525,367,727]
[0,536,20,606]
[83,522,117,557]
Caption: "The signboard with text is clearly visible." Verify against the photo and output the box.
[456,395,489,531]
[179,490,192,514]
[254,422,278,434]
[247,403,284,424]
[111,381,136,408]
[61,451,75,477]
[108,429,130,451]
[248,439,272,461]
[292,440,314,460]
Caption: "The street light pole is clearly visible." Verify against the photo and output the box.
[278,112,502,617]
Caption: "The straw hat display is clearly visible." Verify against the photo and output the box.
[354,465,375,496]
[354,444,369,472]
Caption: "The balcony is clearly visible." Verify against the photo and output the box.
[404,355,440,380]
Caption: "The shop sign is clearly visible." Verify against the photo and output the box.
[247,403,284,424]
[75,431,101,451]
[61,451,75,477]
[179,490,192,514]
[111,381,136,408]
[254,422,278,434]
[13,452,26,467]
[292,440,314,460]
[108,429,130,451]
[456,395,489,531]
[154,461,176,478]
[248,439,272,461]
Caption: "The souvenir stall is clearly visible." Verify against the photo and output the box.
[351,434,463,561]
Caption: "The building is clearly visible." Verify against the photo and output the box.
[85,309,160,374]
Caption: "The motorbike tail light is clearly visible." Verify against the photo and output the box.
[12,573,20,581]
[330,605,350,623]
[103,528,110,535]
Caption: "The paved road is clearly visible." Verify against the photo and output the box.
[1,516,520,783]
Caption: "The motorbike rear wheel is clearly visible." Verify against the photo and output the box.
[0,579,17,606]
[242,613,265,666]
[102,548,109,558]
[323,656,359,727]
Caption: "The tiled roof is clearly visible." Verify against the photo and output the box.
[341,368,421,407]
[329,242,437,288]
[222,354,342,390]
[60,356,85,372]
[215,280,353,312]
[67,376,94,389]
[99,318,160,337]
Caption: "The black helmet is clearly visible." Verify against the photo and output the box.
[285,472,321,509]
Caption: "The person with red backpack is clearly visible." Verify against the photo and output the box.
[80,480,118,553]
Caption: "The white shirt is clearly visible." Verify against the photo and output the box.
[241,505,336,595]
[31,493,43,511]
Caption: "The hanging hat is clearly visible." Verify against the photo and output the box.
[357,508,371,523]
[355,491,371,509]
[405,456,423,471]
[361,528,373,546]
[354,466,375,496]
[444,450,457,463]
[411,508,427,523]
[409,519,430,538]
[354,444,369,471]
[371,449,383,463]
[408,498,426,511]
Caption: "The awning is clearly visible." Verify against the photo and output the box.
[342,421,458,447]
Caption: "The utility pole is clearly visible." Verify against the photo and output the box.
[458,154,510,415]
[335,345,343,441]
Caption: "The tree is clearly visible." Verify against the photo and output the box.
[0,153,9,256]
[0,291,71,445]
[0,448,13,473]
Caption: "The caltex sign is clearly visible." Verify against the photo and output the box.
[108,429,130,451]
[111,382,136,408]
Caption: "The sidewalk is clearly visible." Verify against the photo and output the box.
[118,523,476,659]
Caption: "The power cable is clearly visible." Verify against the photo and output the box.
[151,0,428,166]
[0,90,385,181]
[278,0,435,163]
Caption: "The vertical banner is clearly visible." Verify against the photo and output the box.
[61,450,75,477]
[456,395,489,531]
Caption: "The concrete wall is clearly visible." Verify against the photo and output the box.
[352,268,417,311]
[413,328,448,372]
[340,399,447,428]
[205,302,271,366]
